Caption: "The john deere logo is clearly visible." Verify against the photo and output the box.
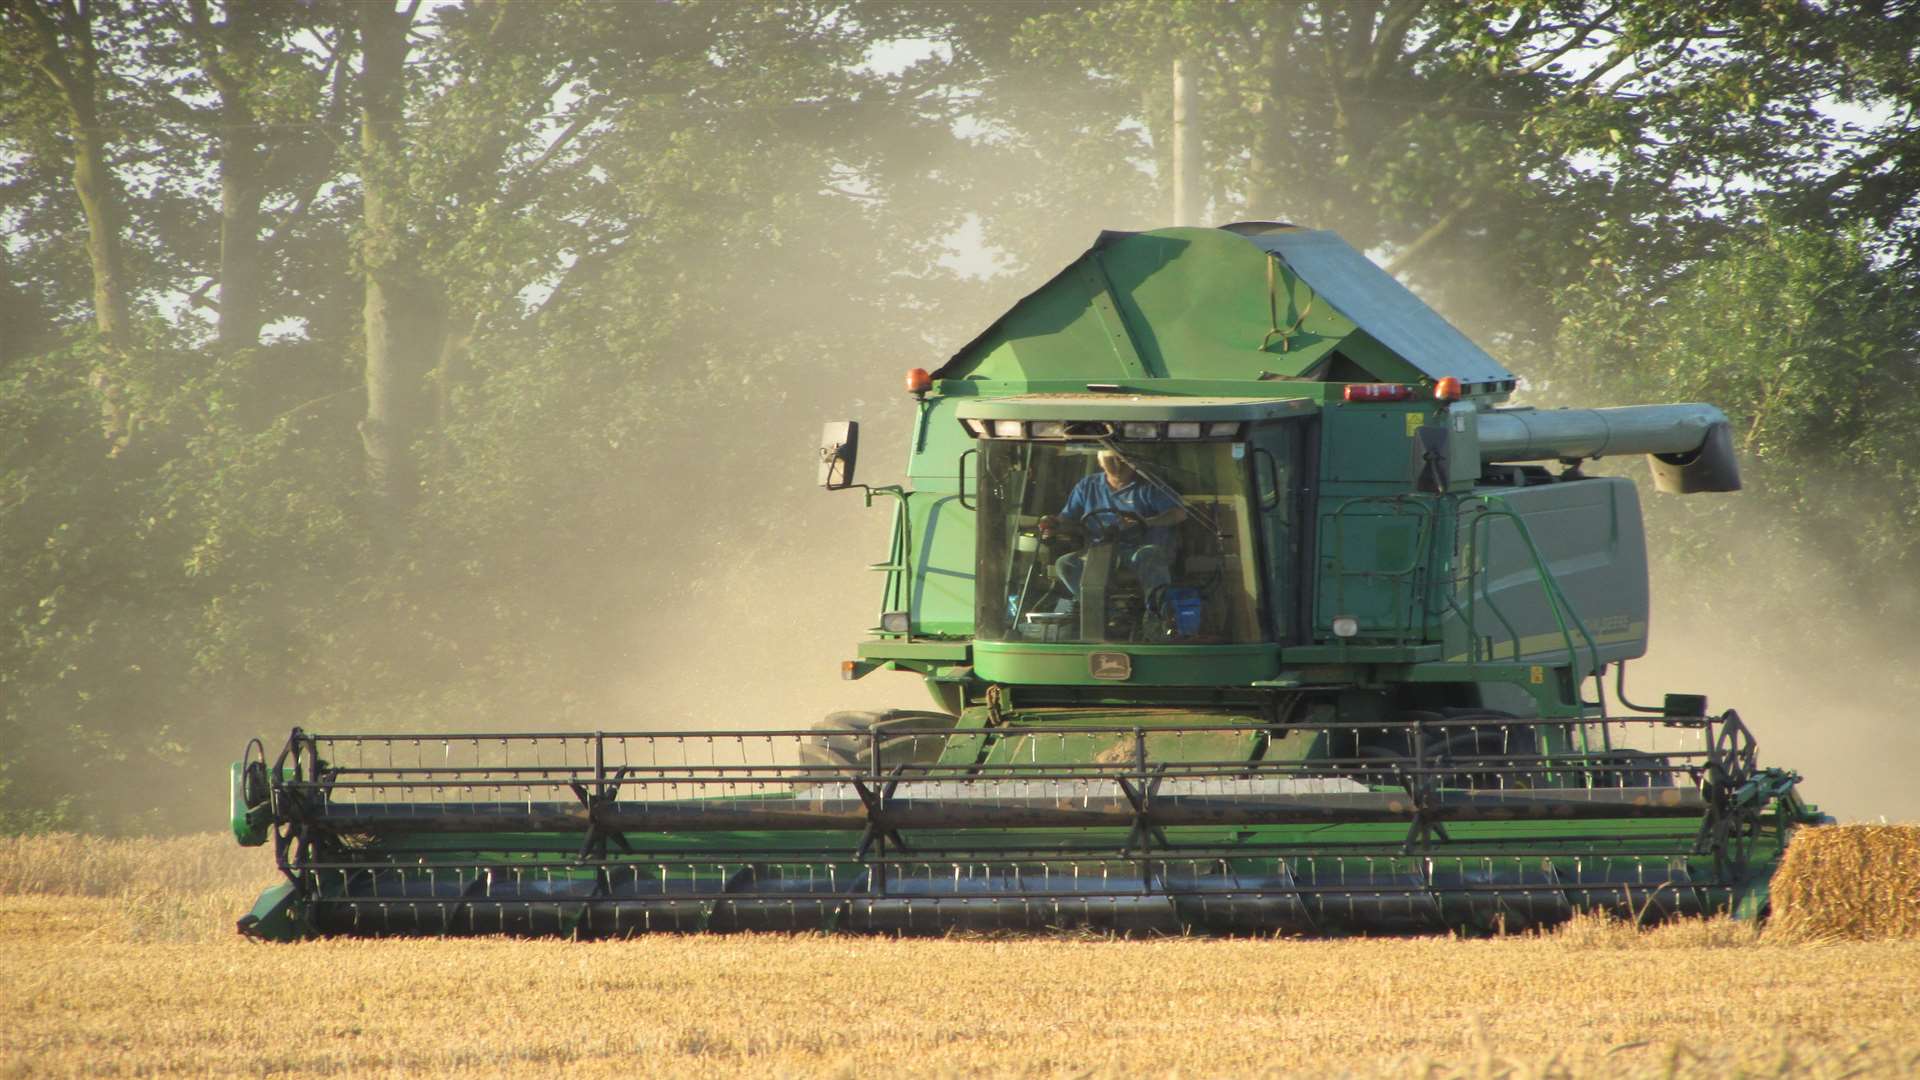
[1089,652,1131,680]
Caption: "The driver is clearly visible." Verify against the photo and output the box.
[1039,449,1187,606]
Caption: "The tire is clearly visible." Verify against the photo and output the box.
[799,709,956,773]
[1404,709,1541,791]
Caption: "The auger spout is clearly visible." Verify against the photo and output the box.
[1476,403,1741,492]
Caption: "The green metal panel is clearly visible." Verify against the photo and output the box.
[937,228,1461,388]
[235,882,302,941]
[855,641,970,661]
[1235,226,1516,388]
[972,640,1280,686]
[1251,419,1313,642]
[1445,403,1481,488]
[1097,229,1356,379]
[1069,259,1153,378]
[903,492,974,635]
[894,396,978,637]
[942,247,1158,384]
[901,395,972,482]
[1281,643,1443,664]
[1309,404,1451,643]
[1314,496,1438,640]
[1455,478,1650,670]
[1320,403,1430,486]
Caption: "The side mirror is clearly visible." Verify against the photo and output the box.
[818,421,859,490]
[1410,424,1450,494]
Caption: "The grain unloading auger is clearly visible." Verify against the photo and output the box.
[231,223,1822,939]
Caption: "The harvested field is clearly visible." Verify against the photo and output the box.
[3,832,1918,1078]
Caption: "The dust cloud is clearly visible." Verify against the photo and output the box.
[586,158,1131,737]
[1631,612,1920,823]
[1628,522,1920,824]
[605,483,927,730]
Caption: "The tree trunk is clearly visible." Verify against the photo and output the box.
[215,130,265,350]
[1246,13,1295,217]
[188,0,266,350]
[8,0,133,449]
[1171,58,1201,226]
[356,2,441,525]
[187,0,266,350]
[68,89,128,353]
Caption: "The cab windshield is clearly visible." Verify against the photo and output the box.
[976,439,1264,644]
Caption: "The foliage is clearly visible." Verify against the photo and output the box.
[1552,223,1920,650]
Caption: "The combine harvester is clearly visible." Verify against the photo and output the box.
[231,223,1822,939]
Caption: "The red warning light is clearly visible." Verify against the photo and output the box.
[905,368,932,394]
[1434,376,1463,402]
[1342,383,1413,403]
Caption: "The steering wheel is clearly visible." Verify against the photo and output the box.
[1080,508,1147,545]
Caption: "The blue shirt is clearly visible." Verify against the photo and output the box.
[1060,473,1182,550]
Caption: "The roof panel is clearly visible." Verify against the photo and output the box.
[1245,229,1514,385]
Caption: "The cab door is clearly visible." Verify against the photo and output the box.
[1251,420,1315,644]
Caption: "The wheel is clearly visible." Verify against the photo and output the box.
[798,709,956,774]
[1403,709,1541,791]
[1426,724,1541,791]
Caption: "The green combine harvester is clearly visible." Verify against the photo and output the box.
[231,223,1822,939]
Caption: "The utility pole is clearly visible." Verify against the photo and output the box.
[1172,58,1201,226]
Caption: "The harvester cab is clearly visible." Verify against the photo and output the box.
[232,223,1820,940]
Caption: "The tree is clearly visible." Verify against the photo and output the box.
[1555,222,1920,637]
[927,1,1913,354]
[2,0,135,448]
[0,0,990,829]
[168,0,348,351]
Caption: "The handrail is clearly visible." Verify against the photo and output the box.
[1461,496,1607,715]
[1320,495,1437,646]
[861,485,912,629]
